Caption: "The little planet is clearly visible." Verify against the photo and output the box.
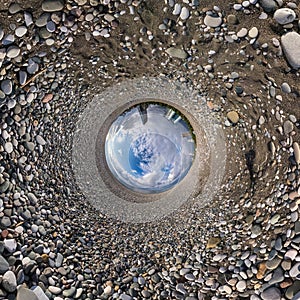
[105,102,196,193]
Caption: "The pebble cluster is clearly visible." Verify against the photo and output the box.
[0,0,300,299]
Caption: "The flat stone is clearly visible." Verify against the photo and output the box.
[2,34,15,45]
[293,142,300,164]
[281,82,291,93]
[249,27,259,38]
[42,0,64,12]
[1,79,13,95]
[7,46,20,58]
[17,286,39,300]
[19,71,27,85]
[266,258,281,270]
[2,271,17,292]
[166,47,188,59]
[15,26,27,37]
[206,237,221,249]
[285,249,298,261]
[32,286,49,300]
[0,180,10,193]
[204,15,223,28]
[172,3,181,15]
[9,3,22,14]
[290,262,300,278]
[4,142,13,153]
[284,120,294,135]
[227,111,239,124]
[36,135,47,145]
[48,286,62,294]
[259,0,277,12]
[63,287,76,297]
[261,287,281,300]
[237,28,248,38]
[274,8,296,25]
[281,32,300,70]
[180,7,190,20]
[0,255,9,274]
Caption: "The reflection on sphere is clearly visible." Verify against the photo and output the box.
[105,103,196,193]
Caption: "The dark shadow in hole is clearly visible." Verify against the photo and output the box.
[245,149,256,184]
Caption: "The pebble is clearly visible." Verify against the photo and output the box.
[248,27,259,38]
[4,142,13,153]
[7,46,20,58]
[261,287,281,300]
[204,15,223,28]
[17,286,39,300]
[259,0,277,13]
[0,255,9,274]
[227,111,239,124]
[27,58,39,74]
[274,8,296,25]
[237,28,248,38]
[8,3,22,14]
[281,32,300,70]
[2,270,17,292]
[293,142,300,164]
[283,120,294,135]
[1,79,13,95]
[285,249,298,261]
[2,34,15,45]
[289,263,300,278]
[42,0,64,12]
[172,3,181,15]
[281,82,291,93]
[15,26,27,37]
[166,47,188,59]
[180,7,190,20]
[19,71,27,85]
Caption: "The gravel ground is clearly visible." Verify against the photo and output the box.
[1,0,300,299]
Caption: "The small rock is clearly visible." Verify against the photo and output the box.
[293,142,300,164]
[204,15,223,28]
[19,71,27,85]
[172,3,181,15]
[15,26,28,37]
[248,27,259,38]
[281,82,291,93]
[283,120,294,135]
[227,111,239,124]
[42,0,64,12]
[285,249,298,261]
[281,32,300,70]
[7,46,20,58]
[4,142,13,154]
[36,135,46,145]
[259,0,277,13]
[274,8,296,25]
[16,286,39,300]
[261,287,281,300]
[2,271,17,292]
[9,3,22,14]
[1,79,13,95]
[180,7,190,20]
[0,255,9,274]
[206,237,221,249]
[289,262,300,278]
[166,47,188,59]
[32,286,49,300]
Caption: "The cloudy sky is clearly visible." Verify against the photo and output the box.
[105,104,195,193]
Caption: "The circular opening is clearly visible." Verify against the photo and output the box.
[104,102,196,194]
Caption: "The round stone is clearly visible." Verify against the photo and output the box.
[248,27,259,38]
[180,7,190,20]
[261,287,281,300]
[166,47,188,59]
[42,0,64,12]
[1,80,13,95]
[7,46,20,58]
[15,26,28,37]
[4,142,13,154]
[105,103,196,193]
[204,15,223,28]
[227,111,239,124]
[274,8,296,25]
[281,32,300,70]
[2,271,17,292]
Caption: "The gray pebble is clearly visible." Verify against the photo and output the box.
[4,141,13,153]
[172,3,181,15]
[166,47,188,59]
[2,34,15,45]
[19,71,27,85]
[180,7,190,20]
[9,3,22,14]
[289,262,300,278]
[36,135,47,145]
[42,0,64,12]
[24,11,33,27]
[274,8,296,25]
[2,271,17,292]
[7,46,20,58]
[283,120,294,135]
[27,58,39,74]
[204,15,223,28]
[281,32,300,70]
[259,0,277,13]
[15,26,27,37]
[281,82,291,93]
[0,255,9,274]
[261,287,281,300]
[17,286,39,300]
[1,79,13,95]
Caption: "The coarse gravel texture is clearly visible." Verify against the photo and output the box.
[0,0,300,300]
